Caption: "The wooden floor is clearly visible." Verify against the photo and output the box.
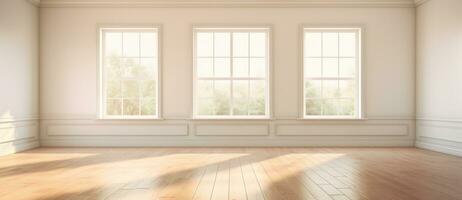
[1,148,462,200]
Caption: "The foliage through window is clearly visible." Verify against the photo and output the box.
[193,27,270,118]
[303,28,361,118]
[100,27,159,119]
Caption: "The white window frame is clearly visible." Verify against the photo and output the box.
[97,25,162,120]
[192,26,272,119]
[301,26,363,120]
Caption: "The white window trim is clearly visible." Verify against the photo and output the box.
[97,24,163,120]
[299,25,364,120]
[192,25,273,120]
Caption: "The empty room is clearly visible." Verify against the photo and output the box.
[1,0,462,199]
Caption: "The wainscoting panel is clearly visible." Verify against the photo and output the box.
[416,119,462,157]
[195,124,269,136]
[40,116,415,147]
[47,123,189,136]
[276,124,408,136]
[0,119,39,156]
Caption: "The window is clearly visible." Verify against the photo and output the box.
[99,27,160,119]
[193,27,270,119]
[303,27,362,119]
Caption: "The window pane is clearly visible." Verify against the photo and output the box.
[322,58,339,78]
[249,80,266,115]
[233,80,249,115]
[323,99,338,115]
[304,32,322,57]
[105,32,122,57]
[197,32,213,57]
[139,58,157,79]
[339,32,356,57]
[322,80,338,98]
[322,32,339,57]
[304,58,322,78]
[214,80,231,115]
[339,80,355,98]
[250,32,266,57]
[249,58,265,78]
[305,80,321,99]
[122,80,139,98]
[339,58,355,78]
[106,99,122,115]
[197,80,213,98]
[140,80,156,98]
[123,32,140,57]
[140,32,156,57]
[197,58,213,77]
[102,29,158,118]
[106,58,122,80]
[214,58,230,77]
[338,99,355,116]
[197,98,214,115]
[233,58,248,77]
[233,33,249,57]
[214,32,230,57]
[107,80,121,98]
[123,99,140,115]
[121,58,139,78]
[141,98,156,115]
[305,99,322,115]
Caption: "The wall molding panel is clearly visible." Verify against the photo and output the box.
[416,119,462,157]
[276,123,408,136]
[194,124,270,136]
[0,119,40,156]
[47,123,188,136]
[40,117,415,147]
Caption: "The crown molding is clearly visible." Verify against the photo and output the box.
[39,0,417,8]
[27,0,41,6]
[414,0,430,6]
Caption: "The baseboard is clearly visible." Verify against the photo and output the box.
[416,141,462,157]
[0,139,40,156]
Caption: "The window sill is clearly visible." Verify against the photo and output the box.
[299,117,367,121]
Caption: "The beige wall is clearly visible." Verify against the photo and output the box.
[0,0,40,155]
[39,5,416,146]
[416,0,462,156]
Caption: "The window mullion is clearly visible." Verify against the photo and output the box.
[230,32,234,116]
[247,32,250,115]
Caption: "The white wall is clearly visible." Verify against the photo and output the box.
[0,0,40,155]
[39,3,416,146]
[416,0,462,156]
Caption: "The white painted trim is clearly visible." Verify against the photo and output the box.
[416,141,462,157]
[276,123,409,136]
[414,0,431,6]
[38,0,417,8]
[97,24,163,120]
[300,25,364,119]
[192,25,272,119]
[0,140,40,156]
[194,124,270,136]
[0,115,40,123]
[417,117,462,123]
[41,138,415,147]
[46,123,188,136]
[26,0,40,7]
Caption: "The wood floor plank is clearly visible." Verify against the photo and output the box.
[0,147,462,200]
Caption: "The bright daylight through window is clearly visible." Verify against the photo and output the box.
[303,28,361,119]
[100,27,159,119]
[193,27,270,119]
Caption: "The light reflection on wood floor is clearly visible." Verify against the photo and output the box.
[0,148,461,200]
